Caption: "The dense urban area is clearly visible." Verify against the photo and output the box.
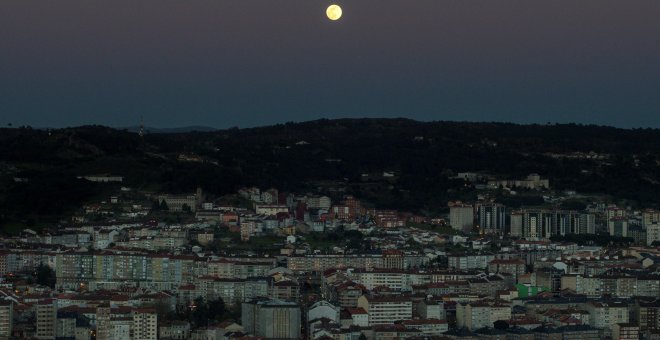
[2,175,660,340]
[2,121,660,340]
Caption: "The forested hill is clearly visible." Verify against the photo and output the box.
[2,119,660,226]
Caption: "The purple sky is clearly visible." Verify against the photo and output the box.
[1,0,659,128]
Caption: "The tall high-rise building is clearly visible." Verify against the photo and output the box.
[36,299,57,339]
[578,213,597,235]
[476,203,506,234]
[132,308,158,340]
[510,209,595,239]
[449,202,474,232]
[523,210,554,239]
[510,212,523,237]
[96,306,111,340]
[609,218,629,237]
[553,211,595,235]
[647,223,660,245]
[56,311,79,339]
[643,210,660,228]
[343,196,363,219]
[633,300,660,333]
[607,207,627,220]
[242,299,301,339]
[0,300,13,338]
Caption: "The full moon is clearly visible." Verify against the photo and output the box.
[326,4,342,21]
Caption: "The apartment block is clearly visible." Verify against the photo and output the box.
[357,295,413,326]
[132,308,158,340]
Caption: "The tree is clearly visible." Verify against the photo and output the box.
[208,297,226,320]
[189,296,226,327]
[151,200,160,211]
[36,264,56,288]
[159,200,169,211]
[345,230,364,250]
[151,299,175,322]
[182,203,192,214]
[494,320,509,330]
[560,199,587,211]
[191,296,208,327]
[358,333,367,340]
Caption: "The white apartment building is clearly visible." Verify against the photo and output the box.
[255,204,289,216]
[357,296,413,326]
[354,271,407,291]
[449,203,474,232]
[447,254,495,270]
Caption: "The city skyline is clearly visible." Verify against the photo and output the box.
[2,2,660,338]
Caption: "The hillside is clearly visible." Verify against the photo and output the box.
[1,119,660,229]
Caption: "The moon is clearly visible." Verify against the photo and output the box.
[326,4,342,21]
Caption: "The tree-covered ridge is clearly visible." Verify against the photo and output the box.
[1,119,660,229]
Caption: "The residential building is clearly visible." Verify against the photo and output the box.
[511,212,523,237]
[456,300,511,331]
[476,202,506,234]
[158,321,191,340]
[613,323,640,340]
[132,308,158,340]
[643,210,660,228]
[242,299,301,339]
[510,210,595,239]
[36,299,57,340]
[0,301,13,338]
[533,325,600,339]
[254,204,289,216]
[449,202,474,232]
[400,319,449,335]
[307,195,332,210]
[585,301,629,336]
[488,258,526,280]
[609,218,629,238]
[357,295,413,326]
[347,307,369,327]
[648,223,660,246]
[448,253,494,270]
[287,253,428,272]
[487,173,549,190]
[632,299,660,333]
[157,193,198,212]
[417,300,446,320]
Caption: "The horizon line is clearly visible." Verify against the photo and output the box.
[3,117,660,132]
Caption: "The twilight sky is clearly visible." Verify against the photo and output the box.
[1,0,659,128]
